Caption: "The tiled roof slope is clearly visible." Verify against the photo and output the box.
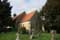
[21,11,35,22]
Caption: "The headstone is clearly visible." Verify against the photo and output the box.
[29,28,34,40]
[16,32,20,40]
[50,30,56,40]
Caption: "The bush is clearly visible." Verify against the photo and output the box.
[20,27,28,34]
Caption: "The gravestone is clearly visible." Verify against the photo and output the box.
[50,30,56,40]
[16,32,20,40]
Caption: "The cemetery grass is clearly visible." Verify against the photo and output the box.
[0,32,16,40]
[0,32,60,40]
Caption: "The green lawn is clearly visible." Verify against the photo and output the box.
[55,34,60,40]
[0,32,60,40]
[40,33,51,40]
[0,32,16,40]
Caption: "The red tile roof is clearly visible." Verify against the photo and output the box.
[13,12,26,21]
[12,11,35,22]
[21,12,35,22]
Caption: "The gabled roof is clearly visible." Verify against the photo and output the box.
[21,11,35,22]
[13,12,26,21]
[12,11,35,22]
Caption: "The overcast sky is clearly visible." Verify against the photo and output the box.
[8,0,47,16]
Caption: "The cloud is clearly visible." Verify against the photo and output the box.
[8,0,47,16]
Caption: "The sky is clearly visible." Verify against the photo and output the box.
[8,0,47,16]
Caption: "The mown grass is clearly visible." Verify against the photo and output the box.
[55,34,60,40]
[40,33,51,40]
[0,32,60,40]
[19,33,51,40]
[0,32,16,40]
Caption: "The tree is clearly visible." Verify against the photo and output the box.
[40,0,60,33]
[13,13,16,17]
[0,0,12,32]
